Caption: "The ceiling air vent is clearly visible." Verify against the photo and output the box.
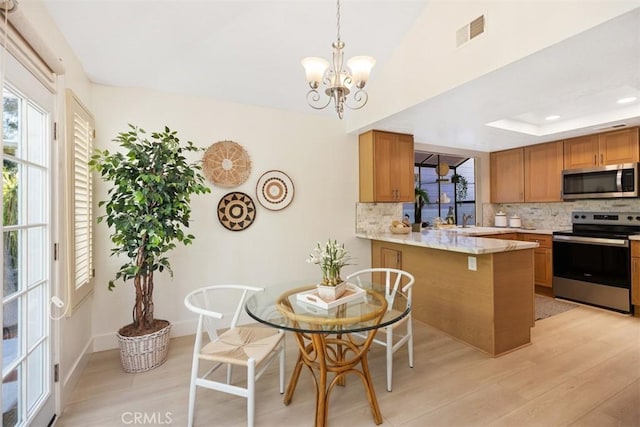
[595,123,628,131]
[456,15,485,47]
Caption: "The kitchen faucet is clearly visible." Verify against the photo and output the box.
[462,213,473,228]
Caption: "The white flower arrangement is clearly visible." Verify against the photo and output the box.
[306,239,352,286]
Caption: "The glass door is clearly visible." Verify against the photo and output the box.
[2,54,55,426]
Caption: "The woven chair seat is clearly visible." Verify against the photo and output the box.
[200,326,283,366]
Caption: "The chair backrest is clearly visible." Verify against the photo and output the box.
[184,284,264,342]
[346,268,415,308]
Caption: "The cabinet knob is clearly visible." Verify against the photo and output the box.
[594,154,597,165]
[600,153,604,164]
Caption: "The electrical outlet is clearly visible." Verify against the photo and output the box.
[468,256,477,271]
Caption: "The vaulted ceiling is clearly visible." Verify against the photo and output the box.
[43,1,640,152]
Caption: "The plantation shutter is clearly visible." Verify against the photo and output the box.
[66,90,94,308]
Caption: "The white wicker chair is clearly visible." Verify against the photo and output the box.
[346,268,415,392]
[184,285,285,427]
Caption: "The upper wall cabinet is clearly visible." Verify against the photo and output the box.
[491,140,564,203]
[564,128,639,169]
[524,140,564,202]
[359,130,414,202]
[490,147,524,203]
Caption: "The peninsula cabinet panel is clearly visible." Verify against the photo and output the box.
[564,128,639,169]
[370,240,534,356]
[359,130,414,202]
[490,148,524,203]
[524,140,564,202]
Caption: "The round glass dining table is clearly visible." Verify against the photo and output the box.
[245,281,410,427]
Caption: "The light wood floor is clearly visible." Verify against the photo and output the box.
[56,305,640,427]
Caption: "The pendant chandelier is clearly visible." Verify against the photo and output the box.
[301,0,375,119]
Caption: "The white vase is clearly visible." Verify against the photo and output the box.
[316,281,347,301]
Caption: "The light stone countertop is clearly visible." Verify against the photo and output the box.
[356,228,539,255]
[443,226,560,236]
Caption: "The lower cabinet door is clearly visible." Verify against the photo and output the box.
[533,248,553,287]
[380,247,402,270]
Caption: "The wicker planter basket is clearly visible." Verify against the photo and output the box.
[116,322,171,373]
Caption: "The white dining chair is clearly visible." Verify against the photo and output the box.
[346,268,415,392]
[184,285,285,427]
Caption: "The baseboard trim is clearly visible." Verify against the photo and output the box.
[61,337,92,408]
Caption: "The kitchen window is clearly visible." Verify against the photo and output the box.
[403,153,476,226]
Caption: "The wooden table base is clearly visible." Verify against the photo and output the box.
[283,331,383,427]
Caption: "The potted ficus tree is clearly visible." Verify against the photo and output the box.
[89,124,210,373]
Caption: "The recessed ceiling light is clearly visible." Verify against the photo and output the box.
[545,115,560,121]
[617,96,638,104]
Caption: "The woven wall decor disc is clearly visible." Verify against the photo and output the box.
[256,170,294,211]
[203,140,251,187]
[217,192,256,231]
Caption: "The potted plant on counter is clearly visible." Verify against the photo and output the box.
[89,125,210,373]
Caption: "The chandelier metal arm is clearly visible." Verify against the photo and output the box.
[344,88,369,111]
[306,89,333,111]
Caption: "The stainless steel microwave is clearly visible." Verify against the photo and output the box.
[562,163,639,200]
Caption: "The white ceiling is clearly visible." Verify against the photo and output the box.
[42,1,640,152]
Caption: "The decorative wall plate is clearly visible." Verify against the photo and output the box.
[255,170,294,211]
[203,140,251,188]
[217,192,256,231]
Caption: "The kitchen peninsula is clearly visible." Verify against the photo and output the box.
[357,228,538,356]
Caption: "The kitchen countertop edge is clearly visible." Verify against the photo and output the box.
[356,230,539,255]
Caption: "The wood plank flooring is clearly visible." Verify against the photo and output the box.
[56,305,640,426]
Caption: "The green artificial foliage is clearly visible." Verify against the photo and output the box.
[414,187,429,224]
[451,173,468,202]
[89,125,210,335]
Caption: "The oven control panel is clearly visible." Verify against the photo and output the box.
[573,211,640,226]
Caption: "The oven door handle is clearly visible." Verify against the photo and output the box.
[552,234,629,247]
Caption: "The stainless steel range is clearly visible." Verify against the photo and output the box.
[553,211,639,314]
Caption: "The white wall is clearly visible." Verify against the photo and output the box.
[90,85,372,350]
[347,0,640,134]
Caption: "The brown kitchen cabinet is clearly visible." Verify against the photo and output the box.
[631,241,640,307]
[524,140,564,202]
[564,128,639,169]
[518,233,553,288]
[490,148,524,203]
[359,130,414,202]
[377,246,402,270]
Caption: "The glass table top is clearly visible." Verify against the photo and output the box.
[245,281,410,334]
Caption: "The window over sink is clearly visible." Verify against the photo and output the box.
[403,152,476,227]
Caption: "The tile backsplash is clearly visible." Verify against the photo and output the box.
[357,199,640,233]
[356,203,403,234]
[483,199,640,230]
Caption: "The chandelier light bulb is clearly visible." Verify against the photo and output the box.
[347,56,376,88]
[301,57,330,90]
